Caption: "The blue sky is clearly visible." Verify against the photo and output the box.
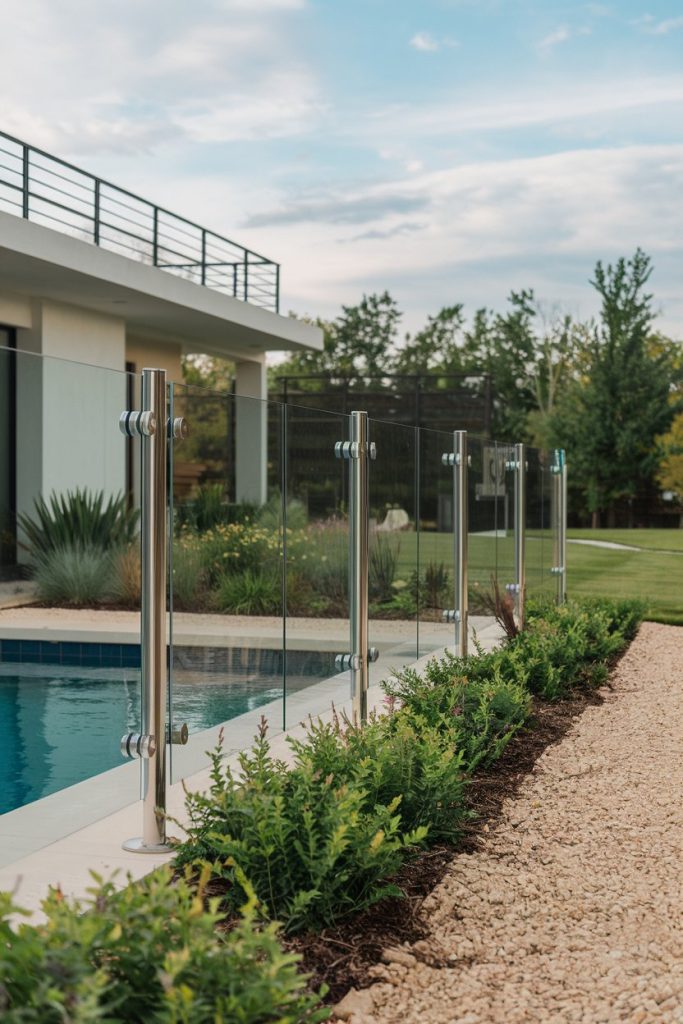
[2,0,683,341]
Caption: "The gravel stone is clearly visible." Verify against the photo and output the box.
[337,623,683,1024]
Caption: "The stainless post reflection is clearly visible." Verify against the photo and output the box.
[123,367,169,853]
[350,410,370,724]
[514,442,526,628]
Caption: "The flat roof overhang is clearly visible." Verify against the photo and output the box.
[0,212,322,361]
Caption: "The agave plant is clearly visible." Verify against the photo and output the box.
[18,488,139,562]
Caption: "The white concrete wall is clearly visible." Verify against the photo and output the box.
[15,300,128,528]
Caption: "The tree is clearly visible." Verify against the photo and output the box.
[459,290,538,440]
[391,305,465,376]
[552,249,676,526]
[656,413,683,497]
[270,292,401,390]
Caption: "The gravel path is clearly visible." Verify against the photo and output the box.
[335,622,683,1024]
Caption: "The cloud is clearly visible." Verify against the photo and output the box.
[538,25,572,51]
[537,24,590,53]
[241,143,683,338]
[348,221,425,242]
[410,31,440,51]
[0,0,319,155]
[409,31,458,52]
[356,75,683,142]
[172,70,323,143]
[642,15,683,35]
[245,193,429,227]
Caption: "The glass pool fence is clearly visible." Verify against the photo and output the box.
[0,349,567,856]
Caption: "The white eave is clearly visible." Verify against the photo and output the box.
[0,211,323,361]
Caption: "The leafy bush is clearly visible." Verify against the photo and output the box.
[110,544,141,606]
[410,560,451,611]
[18,488,138,561]
[194,524,281,586]
[257,492,308,532]
[0,866,327,1023]
[215,569,282,615]
[33,544,117,606]
[384,658,531,771]
[176,490,259,533]
[290,712,469,842]
[369,535,399,603]
[171,536,208,611]
[289,519,349,613]
[175,722,427,932]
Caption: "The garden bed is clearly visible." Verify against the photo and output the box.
[289,688,603,1004]
[0,596,645,1022]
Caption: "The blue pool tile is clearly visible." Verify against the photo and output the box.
[40,642,61,663]
[101,646,123,668]
[0,642,21,662]
[122,645,141,668]
[20,650,42,664]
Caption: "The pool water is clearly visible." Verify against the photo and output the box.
[0,656,334,815]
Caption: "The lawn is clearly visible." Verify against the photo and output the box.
[394,528,683,625]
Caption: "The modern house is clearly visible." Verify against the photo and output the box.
[0,130,322,574]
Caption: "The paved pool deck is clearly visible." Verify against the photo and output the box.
[0,609,502,916]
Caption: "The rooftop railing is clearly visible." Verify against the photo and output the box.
[0,129,280,313]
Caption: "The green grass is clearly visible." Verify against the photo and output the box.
[567,527,683,552]
[391,527,683,625]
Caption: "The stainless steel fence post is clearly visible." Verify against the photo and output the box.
[120,368,170,853]
[334,411,374,724]
[560,451,567,604]
[441,430,468,656]
[509,442,526,628]
[551,448,567,604]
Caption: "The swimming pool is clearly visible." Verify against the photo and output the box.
[0,648,337,815]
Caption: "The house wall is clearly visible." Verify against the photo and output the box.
[12,299,128,539]
[126,334,183,382]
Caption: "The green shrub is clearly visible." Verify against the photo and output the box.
[290,712,469,842]
[215,569,281,615]
[18,488,138,561]
[289,520,349,613]
[0,866,327,1023]
[195,523,281,585]
[171,537,208,611]
[410,560,451,611]
[109,544,141,607]
[175,723,427,932]
[384,658,531,771]
[176,490,259,533]
[257,492,308,532]
[369,535,399,603]
[33,544,117,606]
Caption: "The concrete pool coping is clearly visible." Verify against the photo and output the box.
[0,615,503,916]
[0,607,473,650]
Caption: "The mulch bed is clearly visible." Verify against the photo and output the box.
[285,686,604,1004]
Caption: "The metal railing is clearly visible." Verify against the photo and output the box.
[0,129,280,313]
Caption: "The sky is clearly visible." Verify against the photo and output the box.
[1,0,683,344]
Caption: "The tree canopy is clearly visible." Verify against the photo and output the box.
[186,249,682,525]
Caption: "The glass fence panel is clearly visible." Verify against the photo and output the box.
[526,446,544,594]
[539,449,554,597]
[493,441,516,595]
[168,383,285,783]
[417,427,456,657]
[469,434,498,611]
[0,345,139,864]
[368,418,418,679]
[283,403,350,728]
